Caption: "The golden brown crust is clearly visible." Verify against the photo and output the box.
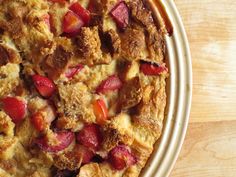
[77,26,110,65]
[102,29,121,58]
[49,3,67,36]
[102,113,134,152]
[0,44,22,66]
[0,111,15,137]
[15,117,38,146]
[118,76,143,110]
[146,26,165,63]
[57,82,96,123]
[0,63,20,98]
[128,0,166,63]
[0,17,24,39]
[102,128,126,152]
[128,0,154,27]
[0,137,18,160]
[0,0,168,176]
[120,27,146,61]
[53,149,82,170]
[56,116,84,132]
[6,2,29,19]
[43,45,72,79]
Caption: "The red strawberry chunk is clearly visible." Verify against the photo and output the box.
[93,99,108,125]
[110,1,129,29]
[87,0,96,12]
[63,11,84,35]
[36,131,74,153]
[32,75,56,98]
[65,64,84,79]
[76,124,103,151]
[108,145,137,170]
[1,97,26,124]
[74,145,95,164]
[69,2,91,25]
[96,75,122,94]
[140,63,168,76]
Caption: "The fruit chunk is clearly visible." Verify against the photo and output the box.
[140,62,168,75]
[96,75,122,94]
[69,2,91,25]
[87,0,96,12]
[75,145,95,164]
[108,145,137,170]
[110,1,129,29]
[93,99,108,125]
[65,64,84,78]
[32,75,56,98]
[36,131,74,153]
[63,11,84,35]
[76,124,102,151]
[1,97,26,124]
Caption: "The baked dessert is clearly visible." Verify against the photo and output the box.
[0,0,169,176]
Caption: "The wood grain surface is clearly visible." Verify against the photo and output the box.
[170,0,236,176]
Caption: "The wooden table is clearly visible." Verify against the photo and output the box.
[170,0,236,176]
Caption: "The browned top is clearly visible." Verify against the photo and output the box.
[0,0,168,177]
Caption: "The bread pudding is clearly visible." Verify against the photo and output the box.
[0,0,169,176]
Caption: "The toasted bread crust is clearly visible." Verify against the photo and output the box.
[0,44,22,66]
[76,26,107,65]
[121,27,147,61]
[128,0,154,27]
[0,0,168,176]
[119,76,143,110]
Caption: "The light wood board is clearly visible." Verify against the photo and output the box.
[170,0,236,176]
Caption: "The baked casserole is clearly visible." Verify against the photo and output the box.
[0,0,168,176]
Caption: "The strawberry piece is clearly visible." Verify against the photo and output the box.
[108,145,137,170]
[96,75,122,94]
[63,11,84,35]
[42,14,51,30]
[32,75,56,98]
[110,1,129,29]
[140,63,168,76]
[69,2,91,25]
[36,131,74,153]
[74,145,95,164]
[93,99,108,125]
[87,0,96,12]
[65,64,84,79]
[1,97,26,124]
[31,112,45,132]
[76,124,103,151]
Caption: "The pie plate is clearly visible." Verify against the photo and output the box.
[141,0,192,176]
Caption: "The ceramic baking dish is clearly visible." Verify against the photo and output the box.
[140,0,192,176]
